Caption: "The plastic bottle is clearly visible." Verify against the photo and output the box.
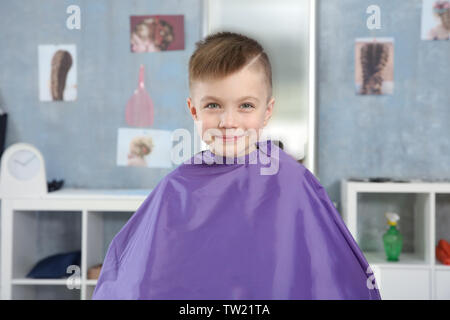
[383,212,403,261]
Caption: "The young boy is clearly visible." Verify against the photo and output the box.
[92,31,381,300]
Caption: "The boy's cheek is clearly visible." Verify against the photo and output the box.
[201,127,222,144]
[202,130,215,145]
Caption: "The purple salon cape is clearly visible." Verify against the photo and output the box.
[92,140,381,300]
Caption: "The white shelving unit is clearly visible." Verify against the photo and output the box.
[4,182,450,300]
[0,188,151,300]
[341,180,450,300]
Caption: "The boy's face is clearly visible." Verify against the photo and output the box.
[186,67,275,158]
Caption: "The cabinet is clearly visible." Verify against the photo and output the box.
[0,189,151,300]
[4,182,450,299]
[341,180,450,300]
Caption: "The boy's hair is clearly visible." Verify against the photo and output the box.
[188,31,273,102]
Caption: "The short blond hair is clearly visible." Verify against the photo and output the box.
[188,31,272,102]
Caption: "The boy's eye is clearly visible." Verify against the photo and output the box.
[205,103,220,109]
[240,103,254,109]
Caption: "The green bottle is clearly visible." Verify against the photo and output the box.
[383,212,403,261]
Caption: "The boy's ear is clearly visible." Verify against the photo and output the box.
[186,97,198,121]
[263,97,275,126]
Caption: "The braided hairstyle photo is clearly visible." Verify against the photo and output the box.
[359,42,390,95]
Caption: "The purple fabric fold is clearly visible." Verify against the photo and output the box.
[92,140,381,300]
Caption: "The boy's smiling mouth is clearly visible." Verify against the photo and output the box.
[213,131,247,143]
[218,135,243,142]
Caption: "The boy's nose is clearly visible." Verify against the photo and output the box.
[219,110,238,128]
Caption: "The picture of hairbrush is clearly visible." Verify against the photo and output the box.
[125,64,155,127]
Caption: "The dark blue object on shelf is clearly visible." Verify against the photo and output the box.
[26,250,81,279]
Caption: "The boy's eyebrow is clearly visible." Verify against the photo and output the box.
[200,95,260,103]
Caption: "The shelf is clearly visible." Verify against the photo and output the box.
[12,278,71,285]
[86,280,98,286]
[364,251,430,268]
[343,181,450,193]
[12,278,101,285]
[12,210,82,280]
[12,284,81,300]
[356,192,430,263]
[2,188,152,200]
[86,211,134,280]
[434,261,450,270]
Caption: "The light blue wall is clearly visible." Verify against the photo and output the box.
[318,0,450,206]
[0,0,202,268]
[0,0,202,189]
